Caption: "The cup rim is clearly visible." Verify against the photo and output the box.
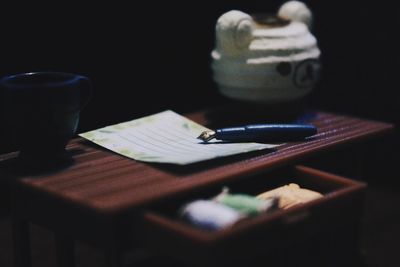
[0,71,83,89]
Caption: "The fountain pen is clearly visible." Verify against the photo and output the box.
[197,124,317,142]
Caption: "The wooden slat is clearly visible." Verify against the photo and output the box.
[1,109,393,215]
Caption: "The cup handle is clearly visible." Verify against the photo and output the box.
[78,76,92,110]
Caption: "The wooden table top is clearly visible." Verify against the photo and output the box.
[0,108,393,216]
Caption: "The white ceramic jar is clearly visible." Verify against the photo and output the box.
[211,1,321,104]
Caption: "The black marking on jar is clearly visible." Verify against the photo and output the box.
[276,62,292,76]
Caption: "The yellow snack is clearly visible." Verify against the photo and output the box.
[256,183,322,209]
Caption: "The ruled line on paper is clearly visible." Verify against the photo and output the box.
[79,110,279,165]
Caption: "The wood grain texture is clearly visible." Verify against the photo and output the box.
[0,109,393,216]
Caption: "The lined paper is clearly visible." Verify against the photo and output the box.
[79,110,279,165]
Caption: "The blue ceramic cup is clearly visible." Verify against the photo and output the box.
[0,72,92,165]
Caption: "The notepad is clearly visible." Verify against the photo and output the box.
[79,110,279,165]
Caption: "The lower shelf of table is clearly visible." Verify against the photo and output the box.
[139,165,366,267]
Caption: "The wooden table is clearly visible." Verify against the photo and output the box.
[0,108,393,267]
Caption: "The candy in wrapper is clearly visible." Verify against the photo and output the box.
[214,187,279,216]
[256,183,322,209]
[180,200,244,231]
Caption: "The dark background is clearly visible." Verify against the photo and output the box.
[0,1,398,127]
[0,1,399,122]
[0,1,399,266]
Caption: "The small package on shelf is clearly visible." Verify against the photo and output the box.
[179,187,278,231]
[257,183,323,209]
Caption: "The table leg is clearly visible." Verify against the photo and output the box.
[12,217,31,267]
[55,233,75,267]
[105,240,123,267]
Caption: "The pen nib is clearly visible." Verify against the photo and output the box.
[197,130,216,142]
